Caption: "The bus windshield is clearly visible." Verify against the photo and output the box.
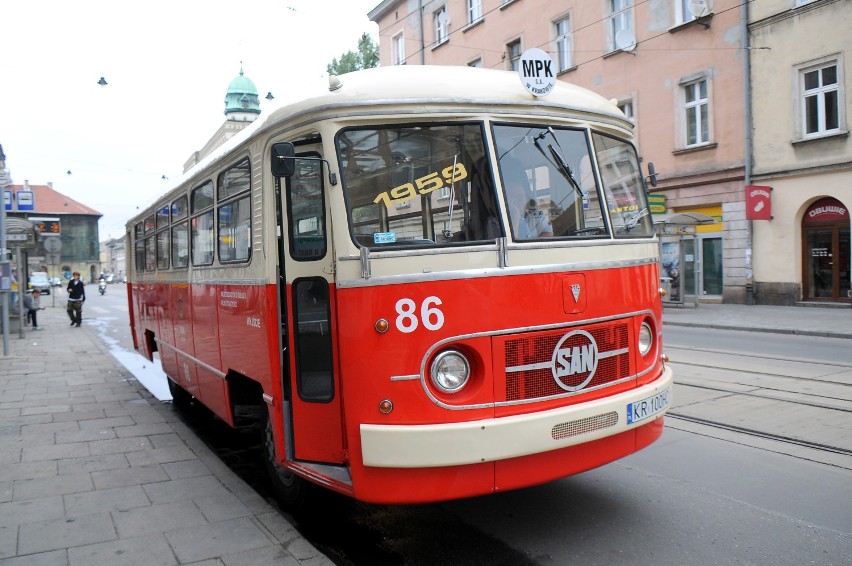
[337,122,652,247]
[337,123,498,248]
[492,124,653,239]
[493,124,605,239]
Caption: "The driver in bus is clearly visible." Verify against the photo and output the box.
[503,166,554,238]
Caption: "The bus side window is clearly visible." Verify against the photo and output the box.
[293,278,334,402]
[287,155,327,261]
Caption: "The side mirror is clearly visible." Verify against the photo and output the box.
[270,142,296,177]
[646,162,658,188]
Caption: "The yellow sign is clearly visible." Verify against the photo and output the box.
[648,194,666,215]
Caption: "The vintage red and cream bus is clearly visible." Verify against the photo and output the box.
[126,65,672,505]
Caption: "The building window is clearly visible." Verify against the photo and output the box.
[678,0,711,24]
[468,58,482,67]
[467,0,482,25]
[392,31,405,65]
[683,78,709,146]
[801,62,840,137]
[506,39,522,72]
[434,6,449,45]
[555,16,573,73]
[610,0,634,51]
[618,99,634,122]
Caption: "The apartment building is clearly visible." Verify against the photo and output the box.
[368,0,750,302]
[749,0,851,305]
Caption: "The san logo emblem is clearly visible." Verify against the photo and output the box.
[551,330,599,391]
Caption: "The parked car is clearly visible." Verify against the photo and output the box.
[49,277,62,287]
[29,272,51,295]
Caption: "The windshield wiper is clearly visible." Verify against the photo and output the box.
[533,127,584,199]
[620,207,649,232]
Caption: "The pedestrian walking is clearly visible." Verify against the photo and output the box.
[66,271,85,327]
[22,289,45,330]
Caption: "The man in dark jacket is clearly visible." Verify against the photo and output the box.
[66,271,85,327]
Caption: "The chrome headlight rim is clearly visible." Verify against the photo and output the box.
[430,350,471,393]
[638,322,654,357]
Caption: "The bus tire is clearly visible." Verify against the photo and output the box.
[167,378,191,407]
[262,410,307,509]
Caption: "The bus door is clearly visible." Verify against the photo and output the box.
[279,150,344,465]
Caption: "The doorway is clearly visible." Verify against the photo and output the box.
[683,235,724,299]
[802,197,851,302]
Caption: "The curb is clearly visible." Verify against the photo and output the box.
[663,320,852,340]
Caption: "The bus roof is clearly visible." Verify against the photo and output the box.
[129,65,628,226]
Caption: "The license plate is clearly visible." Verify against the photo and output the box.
[627,388,670,425]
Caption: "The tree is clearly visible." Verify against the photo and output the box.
[327,33,379,75]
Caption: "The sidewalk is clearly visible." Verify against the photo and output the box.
[0,305,333,566]
[663,301,852,340]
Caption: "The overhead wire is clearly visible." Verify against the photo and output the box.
[373,0,757,71]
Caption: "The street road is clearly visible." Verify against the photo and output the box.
[89,296,852,565]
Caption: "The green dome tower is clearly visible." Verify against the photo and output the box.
[224,67,260,122]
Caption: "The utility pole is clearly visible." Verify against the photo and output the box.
[0,144,11,355]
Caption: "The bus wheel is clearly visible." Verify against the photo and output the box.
[262,410,307,509]
[167,378,191,407]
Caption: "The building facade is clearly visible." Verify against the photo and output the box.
[368,0,751,302]
[5,180,102,282]
[99,235,127,281]
[749,0,851,305]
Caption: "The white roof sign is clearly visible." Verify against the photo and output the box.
[518,48,556,97]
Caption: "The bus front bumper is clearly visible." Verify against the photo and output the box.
[360,366,673,468]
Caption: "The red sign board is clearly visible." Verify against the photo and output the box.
[745,185,772,220]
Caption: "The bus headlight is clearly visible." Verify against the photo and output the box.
[430,350,470,393]
[638,322,654,357]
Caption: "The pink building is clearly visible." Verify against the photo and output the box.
[369,0,750,303]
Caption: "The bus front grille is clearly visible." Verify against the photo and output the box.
[503,322,631,402]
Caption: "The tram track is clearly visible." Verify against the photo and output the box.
[668,379,852,460]
[672,379,852,413]
[665,412,852,458]
[662,341,852,464]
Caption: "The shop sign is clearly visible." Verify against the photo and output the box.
[745,185,772,220]
[648,194,667,215]
[804,197,848,223]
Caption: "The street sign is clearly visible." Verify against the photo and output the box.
[44,237,62,253]
[16,190,34,211]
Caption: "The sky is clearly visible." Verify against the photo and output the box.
[1,0,380,240]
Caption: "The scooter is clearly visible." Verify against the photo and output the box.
[99,280,107,295]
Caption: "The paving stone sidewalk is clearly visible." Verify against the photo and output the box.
[663,301,852,339]
[1,305,333,566]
